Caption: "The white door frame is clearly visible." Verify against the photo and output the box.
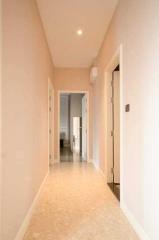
[104,45,124,205]
[58,90,89,162]
[48,78,54,168]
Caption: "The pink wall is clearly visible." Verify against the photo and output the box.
[2,0,54,239]
[0,0,2,238]
[93,0,159,239]
[53,68,93,161]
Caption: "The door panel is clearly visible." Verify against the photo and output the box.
[73,117,80,153]
[113,71,120,184]
[107,78,114,184]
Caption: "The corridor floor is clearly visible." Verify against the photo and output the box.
[23,163,139,240]
[60,147,83,162]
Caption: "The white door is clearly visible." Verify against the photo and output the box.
[107,74,114,184]
[48,80,54,165]
[82,95,87,160]
[113,71,120,183]
[73,117,80,153]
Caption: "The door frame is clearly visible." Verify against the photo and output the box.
[57,90,89,162]
[48,78,54,168]
[104,45,124,204]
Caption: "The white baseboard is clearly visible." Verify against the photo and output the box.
[87,159,93,163]
[121,203,150,240]
[49,158,59,166]
[92,160,98,169]
[49,160,54,166]
[14,172,49,240]
[53,159,60,164]
[92,161,106,179]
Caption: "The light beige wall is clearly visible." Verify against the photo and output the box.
[93,0,159,239]
[0,0,2,238]
[53,68,93,161]
[2,0,54,239]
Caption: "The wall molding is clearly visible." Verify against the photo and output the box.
[87,159,93,163]
[14,172,49,240]
[53,159,60,164]
[92,161,106,179]
[121,203,150,240]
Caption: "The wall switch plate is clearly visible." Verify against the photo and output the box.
[125,104,130,112]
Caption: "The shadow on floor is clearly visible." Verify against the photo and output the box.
[108,182,120,201]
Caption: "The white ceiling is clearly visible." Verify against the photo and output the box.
[37,0,118,68]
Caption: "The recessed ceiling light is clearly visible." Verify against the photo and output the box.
[77,29,83,36]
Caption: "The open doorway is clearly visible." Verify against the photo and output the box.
[58,92,88,162]
[106,63,121,201]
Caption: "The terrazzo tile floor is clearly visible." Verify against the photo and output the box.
[23,162,139,240]
[60,147,83,162]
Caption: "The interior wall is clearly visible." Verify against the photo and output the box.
[70,94,83,150]
[0,0,2,238]
[93,0,159,239]
[53,68,93,162]
[2,0,54,239]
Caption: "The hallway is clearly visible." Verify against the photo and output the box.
[2,0,159,239]
[23,163,139,240]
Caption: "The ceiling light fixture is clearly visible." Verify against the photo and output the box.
[77,29,83,36]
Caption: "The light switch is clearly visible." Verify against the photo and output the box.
[125,104,130,112]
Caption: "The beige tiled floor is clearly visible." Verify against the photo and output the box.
[60,147,83,162]
[23,162,139,240]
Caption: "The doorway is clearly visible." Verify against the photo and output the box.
[107,64,120,201]
[58,91,89,162]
